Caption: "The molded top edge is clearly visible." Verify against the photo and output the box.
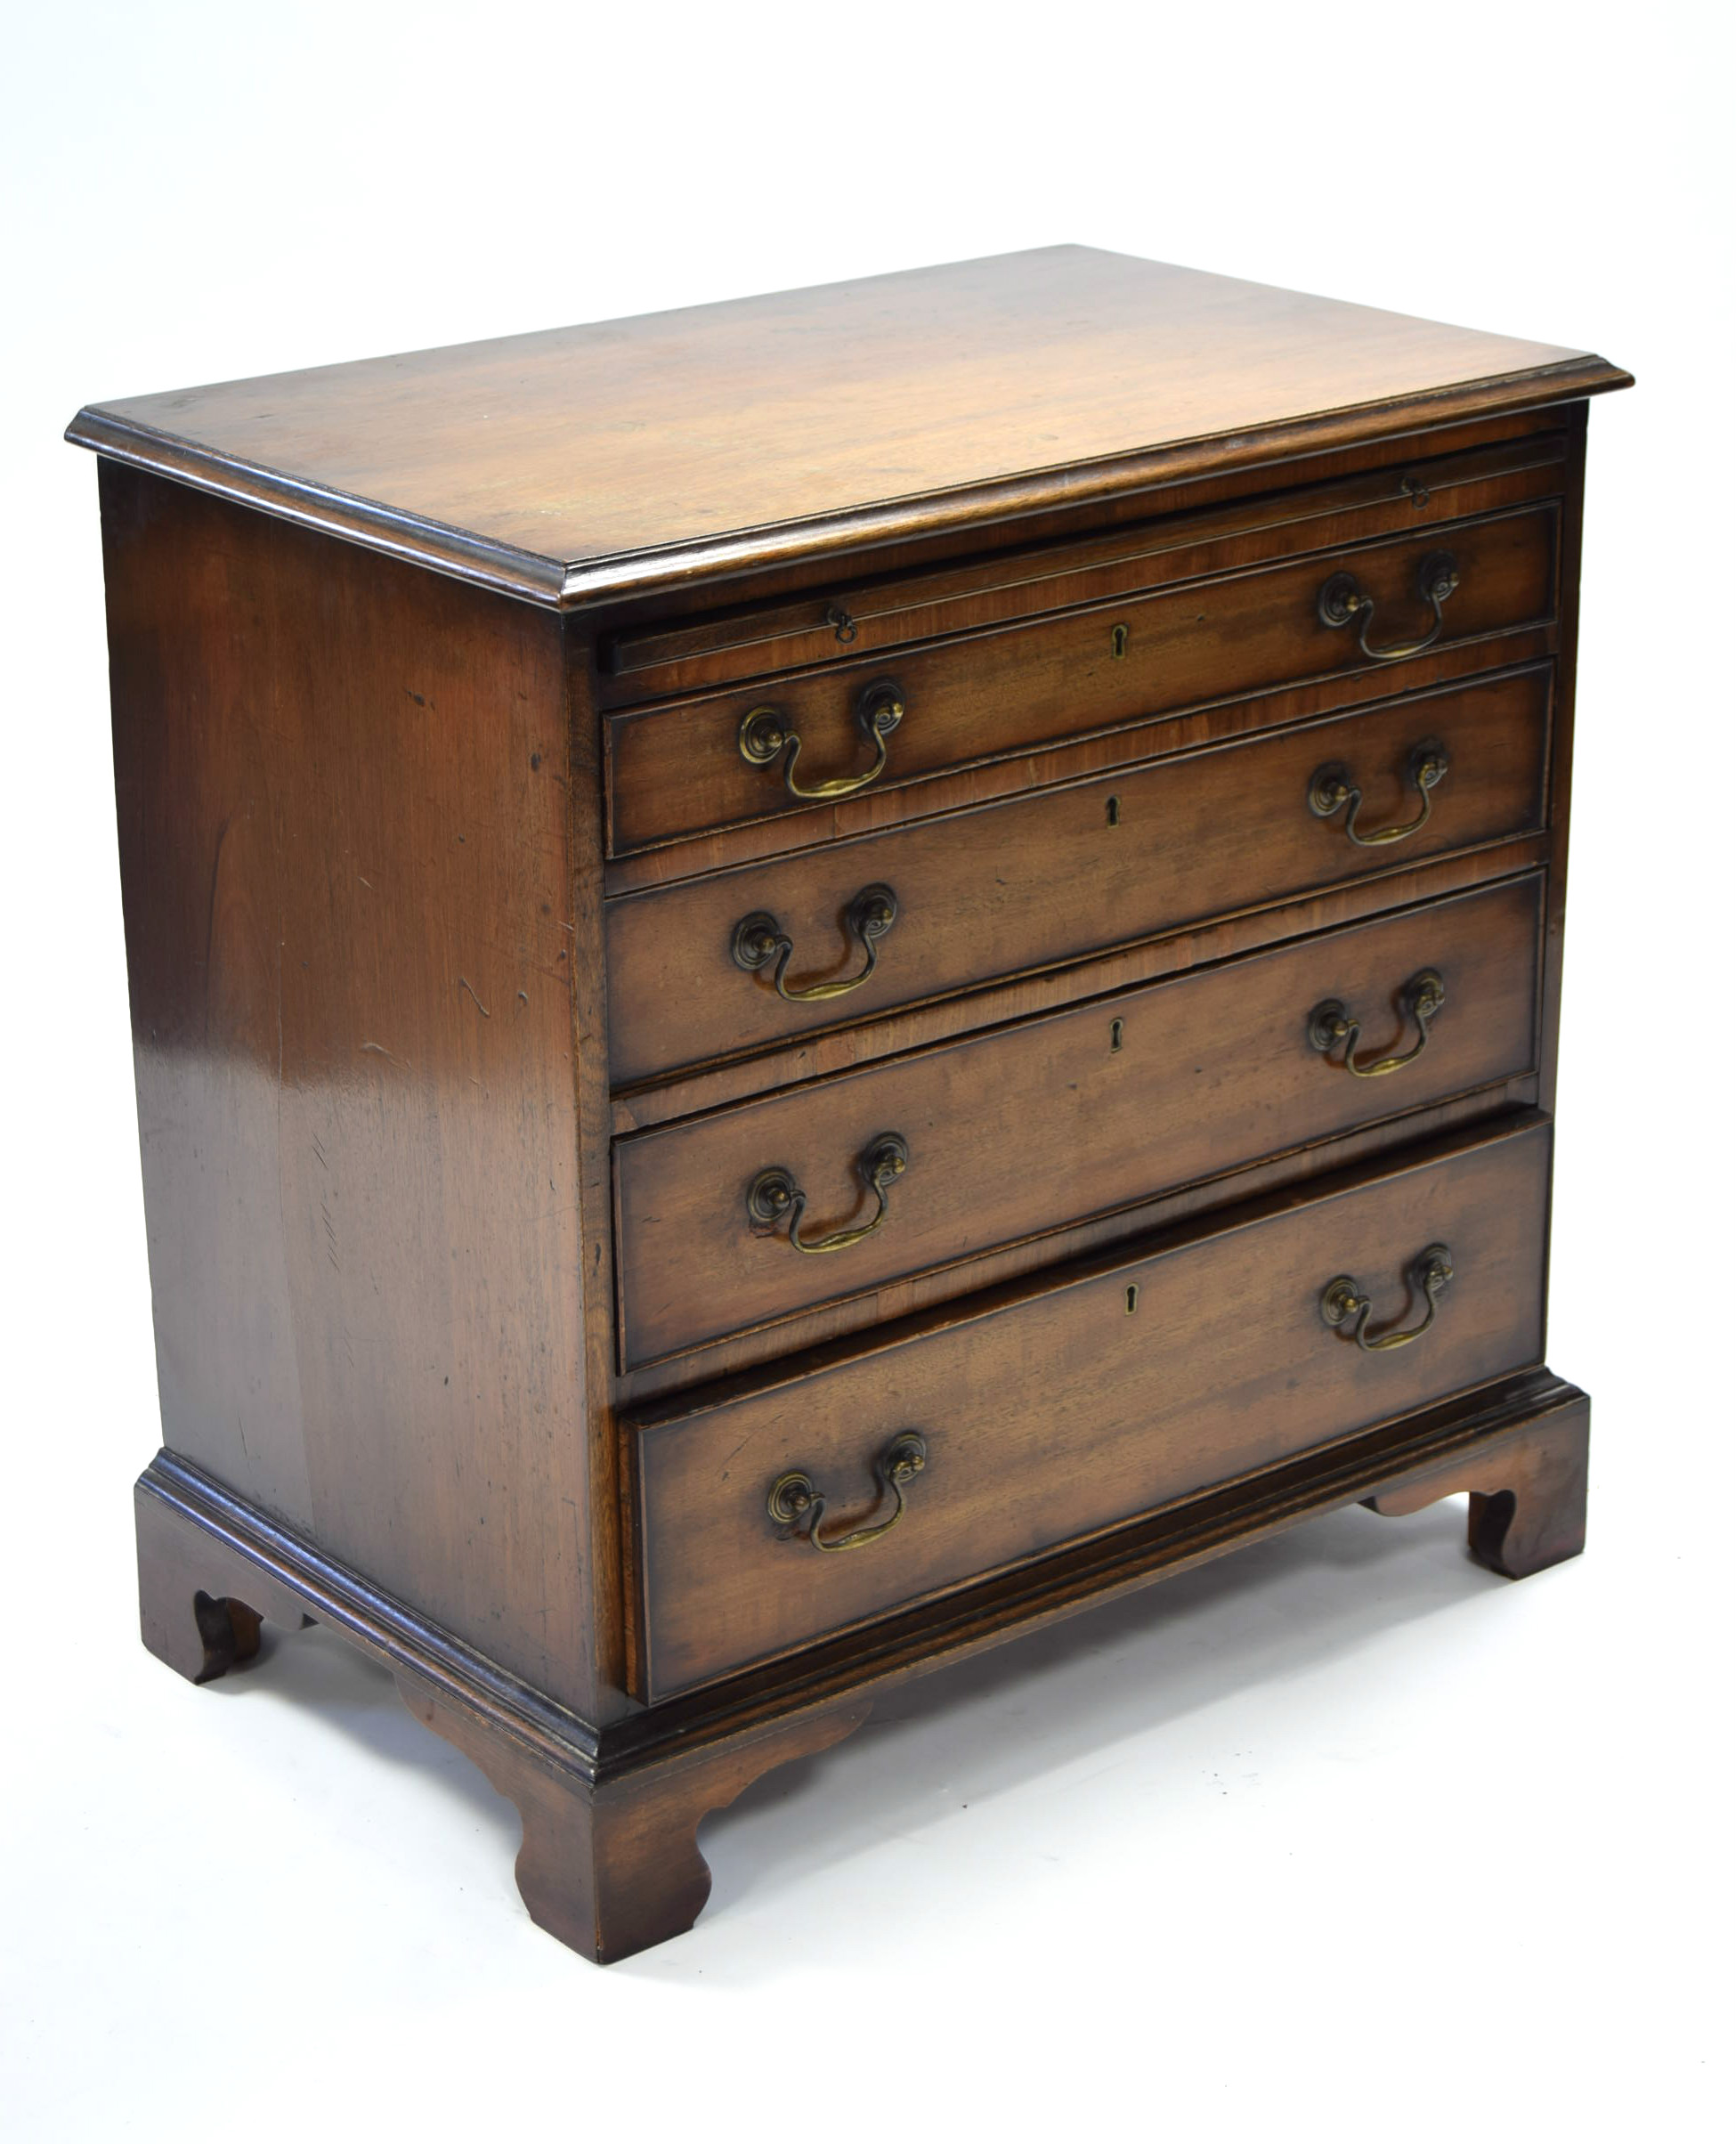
[68,247,1631,610]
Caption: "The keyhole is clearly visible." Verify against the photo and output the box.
[1125,1284,1140,1314]
[1106,794,1121,828]
[1110,1018,1124,1053]
[1111,622,1130,659]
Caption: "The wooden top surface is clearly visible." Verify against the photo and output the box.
[68,247,1628,608]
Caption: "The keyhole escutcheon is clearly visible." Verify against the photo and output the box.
[1125,1284,1140,1313]
[1106,794,1121,828]
[1110,622,1130,659]
[1110,1019,1124,1053]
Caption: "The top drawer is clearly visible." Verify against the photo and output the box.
[601,432,1565,701]
[603,449,1562,862]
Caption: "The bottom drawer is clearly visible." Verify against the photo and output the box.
[626,1117,1550,1700]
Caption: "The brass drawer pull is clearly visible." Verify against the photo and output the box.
[1308,968,1445,1078]
[1318,548,1460,662]
[767,1432,929,1553]
[747,1133,909,1255]
[1321,1243,1455,1352]
[732,885,898,1003]
[738,678,905,801]
[1309,740,1449,847]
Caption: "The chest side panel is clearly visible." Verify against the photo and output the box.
[101,464,598,1710]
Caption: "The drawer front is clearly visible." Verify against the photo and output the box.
[601,431,1567,702]
[606,505,1557,857]
[605,664,1550,1086]
[628,1120,1552,1699]
[614,874,1542,1367]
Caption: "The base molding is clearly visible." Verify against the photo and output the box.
[136,1365,1589,1961]
[136,1453,605,1778]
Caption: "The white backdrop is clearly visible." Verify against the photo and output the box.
[3,4,1730,2136]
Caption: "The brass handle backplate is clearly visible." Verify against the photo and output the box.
[1321,1243,1455,1352]
[737,678,905,801]
[733,885,898,1003]
[767,1431,929,1553]
[1310,741,1449,847]
[747,1133,909,1255]
[1318,549,1460,662]
[1309,968,1445,1078]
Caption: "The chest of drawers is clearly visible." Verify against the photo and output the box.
[72,247,1630,1962]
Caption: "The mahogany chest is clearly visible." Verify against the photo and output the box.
[70,247,1631,1961]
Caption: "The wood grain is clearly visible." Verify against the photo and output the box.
[606,505,1558,856]
[599,431,1567,702]
[82,253,1626,1962]
[605,665,1553,1087]
[600,628,1557,896]
[589,409,1576,654]
[135,1365,1587,1966]
[1365,1393,1589,1580]
[134,1449,874,1964]
[102,464,600,1711]
[135,1361,1590,1778]
[135,1472,311,1685]
[400,1678,872,1964]
[67,248,1627,606]
[615,875,1543,1366]
[628,1118,1552,1700]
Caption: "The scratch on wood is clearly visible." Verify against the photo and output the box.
[458,976,491,1017]
[201,808,238,1034]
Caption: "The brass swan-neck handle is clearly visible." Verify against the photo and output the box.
[747,1134,909,1256]
[1320,1244,1455,1352]
[737,678,905,801]
[732,885,898,1003]
[1318,549,1460,662]
[767,1433,929,1554]
[1308,969,1446,1078]
[1310,741,1450,848]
